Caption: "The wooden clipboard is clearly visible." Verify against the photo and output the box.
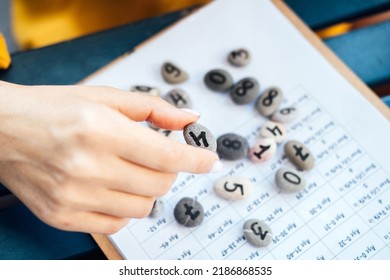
[87,0,390,260]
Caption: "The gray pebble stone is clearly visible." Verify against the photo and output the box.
[204,69,233,92]
[163,88,192,109]
[130,85,160,96]
[161,62,189,84]
[149,198,164,218]
[174,197,204,227]
[271,107,298,123]
[216,133,249,160]
[230,77,259,105]
[284,140,315,171]
[227,48,251,67]
[183,123,217,152]
[275,167,306,193]
[214,176,254,200]
[255,87,284,117]
[260,121,287,143]
[243,219,273,247]
[249,138,277,163]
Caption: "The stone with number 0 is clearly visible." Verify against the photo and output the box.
[243,219,273,247]
[214,176,254,200]
[204,69,233,92]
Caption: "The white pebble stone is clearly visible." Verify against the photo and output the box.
[214,176,253,200]
[249,138,277,163]
[259,121,287,143]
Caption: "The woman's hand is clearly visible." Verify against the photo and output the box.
[0,81,220,234]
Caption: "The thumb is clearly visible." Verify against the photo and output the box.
[75,85,200,130]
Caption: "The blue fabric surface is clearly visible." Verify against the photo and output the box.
[0,203,99,260]
[325,21,390,86]
[285,0,390,29]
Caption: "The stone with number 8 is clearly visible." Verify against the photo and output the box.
[214,176,254,200]
[230,77,259,105]
[255,87,284,117]
[216,133,249,160]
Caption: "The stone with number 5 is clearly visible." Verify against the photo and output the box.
[214,176,254,200]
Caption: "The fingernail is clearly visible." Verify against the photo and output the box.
[209,160,223,173]
[181,108,201,117]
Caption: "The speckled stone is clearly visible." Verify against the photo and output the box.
[243,219,273,247]
[130,85,160,96]
[255,87,284,117]
[271,107,298,123]
[163,88,192,109]
[260,121,287,143]
[227,48,251,67]
[284,140,315,171]
[204,69,233,92]
[230,77,259,105]
[161,62,189,84]
[216,133,249,160]
[183,123,217,152]
[214,176,253,200]
[174,197,204,227]
[275,167,306,193]
[149,198,164,218]
[249,138,277,163]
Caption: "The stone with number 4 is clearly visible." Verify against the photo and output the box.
[183,122,217,152]
[163,88,193,109]
[284,140,315,170]
[260,121,287,143]
[214,176,254,200]
[243,219,273,247]
[174,197,204,227]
